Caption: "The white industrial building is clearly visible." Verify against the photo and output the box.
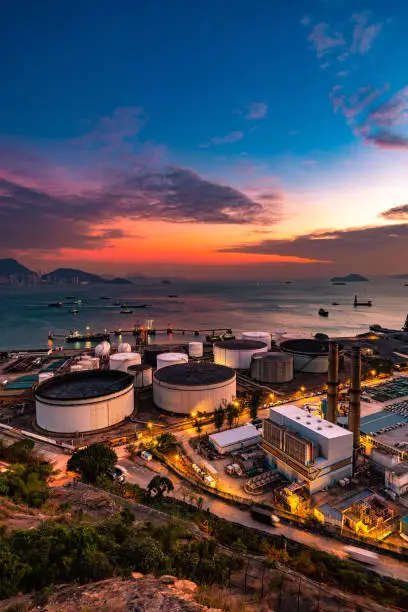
[153,362,236,415]
[263,405,353,494]
[35,370,134,433]
[385,462,408,497]
[209,424,261,455]
[213,339,268,369]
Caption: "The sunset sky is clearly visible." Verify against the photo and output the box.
[2,0,408,279]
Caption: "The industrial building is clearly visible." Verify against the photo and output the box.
[35,370,134,433]
[262,405,353,494]
[242,331,272,350]
[385,462,408,497]
[213,339,268,369]
[250,352,293,383]
[153,362,236,415]
[280,338,330,373]
[209,424,261,455]
[315,489,396,540]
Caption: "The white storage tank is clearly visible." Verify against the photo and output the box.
[118,342,132,353]
[213,339,268,369]
[35,370,134,433]
[70,364,86,372]
[110,352,141,372]
[95,341,111,357]
[242,331,272,350]
[250,352,293,383]
[153,362,236,415]
[89,357,100,370]
[128,364,153,388]
[280,339,329,373]
[156,352,189,370]
[189,342,204,358]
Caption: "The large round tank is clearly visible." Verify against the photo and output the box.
[95,341,111,357]
[35,370,134,433]
[128,364,153,388]
[70,364,86,372]
[110,352,141,372]
[188,342,204,358]
[153,362,236,415]
[156,352,189,370]
[280,338,329,373]
[213,339,268,369]
[250,352,293,383]
[242,331,272,350]
[118,342,132,353]
[143,345,187,367]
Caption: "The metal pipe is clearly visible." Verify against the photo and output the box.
[349,346,361,448]
[326,341,339,423]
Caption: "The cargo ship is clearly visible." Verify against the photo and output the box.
[65,330,110,343]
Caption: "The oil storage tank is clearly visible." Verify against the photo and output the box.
[128,364,153,388]
[35,370,134,433]
[153,362,236,415]
[213,339,268,369]
[110,352,141,372]
[143,345,187,367]
[156,352,189,370]
[250,352,293,383]
[117,342,132,353]
[95,341,111,357]
[242,331,272,351]
[280,338,329,373]
[189,341,204,358]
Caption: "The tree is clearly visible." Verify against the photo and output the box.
[156,432,177,454]
[67,443,117,483]
[147,475,174,499]
[194,419,202,434]
[213,407,225,431]
[250,393,260,421]
[226,403,239,428]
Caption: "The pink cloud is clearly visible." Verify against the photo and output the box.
[245,102,268,120]
[308,23,345,58]
[211,131,244,145]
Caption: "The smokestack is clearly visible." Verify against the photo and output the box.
[326,341,339,423]
[349,346,361,448]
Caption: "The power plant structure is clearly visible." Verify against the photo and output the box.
[326,341,339,424]
[213,339,268,369]
[35,370,134,434]
[250,352,293,383]
[348,346,362,452]
[153,362,236,415]
[280,338,329,373]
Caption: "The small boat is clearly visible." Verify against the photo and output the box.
[354,295,372,307]
[285,281,292,284]
[332,302,340,306]
[99,296,110,300]
[162,280,171,284]
[194,330,200,337]
[318,308,329,317]
[168,295,179,298]
[74,299,82,305]
[48,302,63,307]
[167,327,173,334]
[114,300,121,306]
[405,284,408,287]
[120,309,133,314]
[70,308,79,314]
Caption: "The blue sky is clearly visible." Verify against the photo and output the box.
[1,0,408,277]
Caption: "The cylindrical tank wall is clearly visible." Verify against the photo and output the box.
[156,353,189,370]
[36,385,134,433]
[250,353,293,382]
[153,376,236,415]
[128,365,153,387]
[242,331,272,350]
[110,352,142,372]
[213,345,268,369]
[95,341,111,357]
[118,342,132,353]
[188,342,204,357]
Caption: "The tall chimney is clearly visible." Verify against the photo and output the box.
[326,341,339,423]
[349,346,361,448]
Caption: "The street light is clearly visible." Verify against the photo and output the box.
[191,411,197,419]
[147,422,152,431]
[370,369,377,378]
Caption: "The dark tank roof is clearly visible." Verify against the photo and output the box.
[36,370,133,400]
[280,338,329,355]
[154,362,235,385]
[128,364,152,372]
[214,339,267,350]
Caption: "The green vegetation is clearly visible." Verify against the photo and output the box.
[67,443,117,483]
[250,393,260,421]
[155,433,177,454]
[213,406,225,431]
[226,403,239,428]
[147,475,174,499]
[0,509,243,599]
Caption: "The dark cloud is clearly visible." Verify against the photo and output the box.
[381,204,408,220]
[220,224,408,273]
[365,131,408,149]
[0,166,278,252]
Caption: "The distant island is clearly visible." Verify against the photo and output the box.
[0,259,132,286]
[330,274,369,283]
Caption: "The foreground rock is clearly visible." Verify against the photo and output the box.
[0,574,221,611]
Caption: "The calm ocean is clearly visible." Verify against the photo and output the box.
[0,278,407,350]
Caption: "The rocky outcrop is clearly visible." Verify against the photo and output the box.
[1,574,221,611]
